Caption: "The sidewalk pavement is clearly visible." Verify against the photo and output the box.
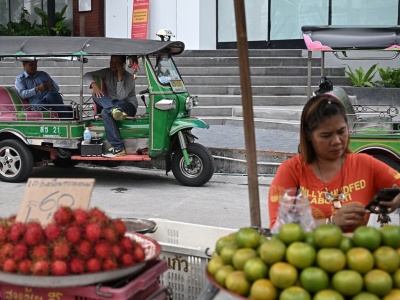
[192,124,299,153]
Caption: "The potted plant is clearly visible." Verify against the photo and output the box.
[342,64,400,106]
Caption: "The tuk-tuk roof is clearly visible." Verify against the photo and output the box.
[302,25,400,51]
[0,36,185,57]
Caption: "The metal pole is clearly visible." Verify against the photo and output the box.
[233,0,261,227]
[307,50,312,99]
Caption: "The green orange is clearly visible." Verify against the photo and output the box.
[313,224,343,248]
[299,267,329,293]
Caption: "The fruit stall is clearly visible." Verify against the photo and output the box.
[0,178,172,300]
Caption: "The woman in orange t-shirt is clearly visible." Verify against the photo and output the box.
[268,94,400,232]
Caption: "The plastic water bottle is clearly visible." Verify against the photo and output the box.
[83,127,91,144]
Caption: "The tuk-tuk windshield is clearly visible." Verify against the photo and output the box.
[150,53,181,84]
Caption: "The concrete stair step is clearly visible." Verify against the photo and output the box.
[198,95,309,106]
[181,49,304,58]
[178,66,345,76]
[182,76,350,86]
[193,106,303,120]
[182,85,315,95]
[201,116,300,132]
[174,56,321,67]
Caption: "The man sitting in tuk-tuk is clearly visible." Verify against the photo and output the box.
[83,55,138,157]
[15,59,72,118]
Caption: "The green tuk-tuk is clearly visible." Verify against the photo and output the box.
[302,25,400,171]
[0,36,214,186]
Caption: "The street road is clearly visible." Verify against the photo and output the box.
[0,163,273,230]
[1,163,397,230]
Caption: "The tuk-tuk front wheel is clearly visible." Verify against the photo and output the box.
[171,143,215,187]
[0,139,33,183]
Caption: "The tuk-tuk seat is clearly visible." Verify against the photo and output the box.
[0,86,59,121]
[326,87,393,134]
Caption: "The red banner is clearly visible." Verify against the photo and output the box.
[131,0,149,39]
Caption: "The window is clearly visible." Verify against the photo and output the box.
[0,0,72,31]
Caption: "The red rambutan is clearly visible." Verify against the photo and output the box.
[31,244,50,260]
[51,260,68,276]
[120,253,134,267]
[75,240,92,259]
[12,243,29,262]
[53,206,73,226]
[73,208,89,225]
[86,257,101,273]
[102,258,117,271]
[18,259,32,275]
[52,239,71,260]
[0,224,9,243]
[88,207,110,224]
[69,257,85,274]
[111,244,122,259]
[3,258,17,273]
[94,241,111,259]
[103,227,117,244]
[85,222,102,242]
[112,219,127,238]
[8,222,27,243]
[32,260,50,275]
[44,223,63,242]
[65,224,81,244]
[24,222,44,246]
[0,242,14,259]
[132,244,145,262]
[119,236,134,252]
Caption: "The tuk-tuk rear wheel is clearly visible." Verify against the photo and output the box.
[0,139,33,183]
[372,154,400,172]
[171,143,214,187]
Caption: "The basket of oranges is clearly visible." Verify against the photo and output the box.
[207,223,400,299]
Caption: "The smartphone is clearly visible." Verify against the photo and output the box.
[365,188,400,213]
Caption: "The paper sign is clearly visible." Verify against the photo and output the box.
[131,0,149,39]
[16,178,95,226]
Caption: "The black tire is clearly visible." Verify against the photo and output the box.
[52,158,79,168]
[171,143,215,187]
[373,154,400,172]
[0,139,33,183]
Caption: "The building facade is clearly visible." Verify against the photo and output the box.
[1,0,399,50]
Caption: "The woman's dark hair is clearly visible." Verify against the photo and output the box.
[299,94,351,164]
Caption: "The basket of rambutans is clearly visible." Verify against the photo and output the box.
[0,206,161,288]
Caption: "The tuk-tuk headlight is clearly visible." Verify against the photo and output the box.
[185,96,199,110]
[154,99,176,111]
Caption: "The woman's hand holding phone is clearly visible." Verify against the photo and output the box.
[365,188,400,213]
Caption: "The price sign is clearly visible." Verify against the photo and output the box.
[16,178,95,226]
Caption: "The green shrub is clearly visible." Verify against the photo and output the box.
[375,66,400,88]
[345,64,378,87]
[0,5,70,36]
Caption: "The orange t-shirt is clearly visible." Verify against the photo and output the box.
[268,153,400,228]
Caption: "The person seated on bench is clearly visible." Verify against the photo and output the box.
[14,60,72,118]
[83,55,138,157]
